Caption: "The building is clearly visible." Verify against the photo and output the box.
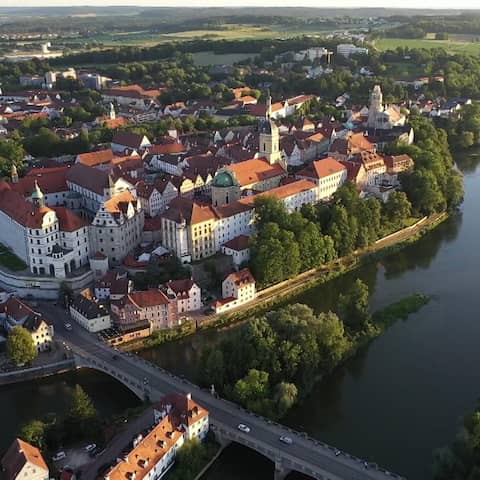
[0,181,90,278]
[111,131,151,154]
[136,179,178,218]
[113,290,178,331]
[337,44,369,58]
[90,191,144,265]
[94,270,132,300]
[0,297,54,352]
[69,293,111,332]
[165,279,201,313]
[105,393,208,480]
[213,268,256,313]
[367,85,406,130]
[1,438,49,480]
[221,235,250,267]
[296,157,347,200]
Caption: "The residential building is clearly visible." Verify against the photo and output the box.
[213,268,256,313]
[165,279,201,313]
[0,297,54,352]
[1,438,49,480]
[337,44,369,58]
[105,394,208,480]
[113,290,178,331]
[94,270,132,300]
[384,154,414,184]
[111,131,151,154]
[69,293,111,333]
[296,157,347,200]
[221,235,250,267]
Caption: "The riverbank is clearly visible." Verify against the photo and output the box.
[126,212,447,351]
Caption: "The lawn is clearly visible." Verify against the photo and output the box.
[375,37,480,55]
[0,243,27,271]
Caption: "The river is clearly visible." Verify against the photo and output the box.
[139,151,480,480]
[1,152,479,479]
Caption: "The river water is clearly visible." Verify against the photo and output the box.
[2,152,479,479]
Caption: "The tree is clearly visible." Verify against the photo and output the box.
[7,327,37,366]
[385,191,412,226]
[272,382,298,418]
[64,385,98,440]
[338,279,370,330]
[202,349,225,390]
[59,281,73,307]
[20,420,48,450]
[233,369,271,413]
[70,385,96,421]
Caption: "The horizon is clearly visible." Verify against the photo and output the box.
[1,1,480,10]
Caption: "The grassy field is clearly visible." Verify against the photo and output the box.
[375,37,480,55]
[191,51,255,66]
[0,243,27,271]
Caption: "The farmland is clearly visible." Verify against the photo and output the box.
[374,37,480,55]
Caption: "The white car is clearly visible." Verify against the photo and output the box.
[279,436,293,445]
[64,323,72,331]
[237,423,251,433]
[52,451,66,462]
[85,443,96,452]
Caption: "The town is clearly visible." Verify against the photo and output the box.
[0,5,478,480]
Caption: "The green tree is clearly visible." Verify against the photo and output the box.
[19,420,48,450]
[202,349,225,389]
[233,369,271,413]
[7,326,37,366]
[272,382,298,418]
[338,279,370,330]
[385,191,412,226]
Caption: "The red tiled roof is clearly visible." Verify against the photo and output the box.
[128,289,170,308]
[225,267,255,285]
[167,279,195,297]
[162,197,217,225]
[66,163,111,195]
[76,148,114,167]
[10,168,68,196]
[1,438,48,480]
[222,234,250,251]
[297,157,346,180]
[228,159,285,187]
[52,206,87,232]
[149,142,186,155]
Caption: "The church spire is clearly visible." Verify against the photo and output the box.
[31,180,45,209]
[266,91,272,120]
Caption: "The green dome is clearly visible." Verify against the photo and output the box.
[213,171,235,188]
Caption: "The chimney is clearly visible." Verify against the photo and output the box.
[186,393,192,400]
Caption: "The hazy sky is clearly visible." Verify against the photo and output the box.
[1,0,479,8]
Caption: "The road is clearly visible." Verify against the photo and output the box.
[38,302,404,480]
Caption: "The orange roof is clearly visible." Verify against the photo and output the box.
[149,142,186,155]
[77,149,114,167]
[104,191,136,214]
[162,197,217,225]
[297,157,346,180]
[98,116,128,129]
[128,290,170,308]
[10,167,68,197]
[1,438,48,480]
[52,206,87,232]
[103,84,161,99]
[253,179,317,202]
[228,159,285,187]
[225,267,255,286]
[288,94,316,105]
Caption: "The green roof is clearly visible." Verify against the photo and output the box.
[213,171,235,188]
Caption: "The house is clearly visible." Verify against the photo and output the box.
[296,157,347,200]
[69,293,111,333]
[1,438,49,480]
[0,297,54,352]
[105,393,208,480]
[221,235,250,267]
[111,131,151,154]
[384,154,414,184]
[213,268,256,314]
[94,270,132,300]
[165,279,202,313]
[113,290,178,331]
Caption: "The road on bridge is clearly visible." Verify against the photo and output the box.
[37,302,404,480]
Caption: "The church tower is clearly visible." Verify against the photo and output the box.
[367,85,384,129]
[31,180,45,209]
[258,94,282,166]
[10,163,18,183]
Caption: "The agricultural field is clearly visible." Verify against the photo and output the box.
[374,37,480,55]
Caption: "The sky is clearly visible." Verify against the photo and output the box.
[0,0,479,8]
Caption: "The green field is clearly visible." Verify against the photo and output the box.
[191,51,255,66]
[0,243,27,271]
[375,37,480,55]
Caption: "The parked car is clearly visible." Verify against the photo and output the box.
[52,451,66,462]
[237,424,251,433]
[279,436,293,445]
[64,323,72,331]
[85,444,96,453]
[334,449,341,457]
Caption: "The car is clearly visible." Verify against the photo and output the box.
[279,436,293,445]
[85,444,96,453]
[364,461,369,469]
[334,449,341,457]
[237,423,251,433]
[64,323,72,331]
[52,451,66,462]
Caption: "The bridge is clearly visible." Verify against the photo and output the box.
[38,302,405,480]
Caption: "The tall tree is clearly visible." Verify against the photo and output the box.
[338,279,371,330]
[7,327,37,366]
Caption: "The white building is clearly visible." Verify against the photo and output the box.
[165,279,202,313]
[296,157,347,200]
[337,44,369,58]
[69,294,111,333]
[213,268,256,314]
[221,235,250,267]
[1,438,49,480]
